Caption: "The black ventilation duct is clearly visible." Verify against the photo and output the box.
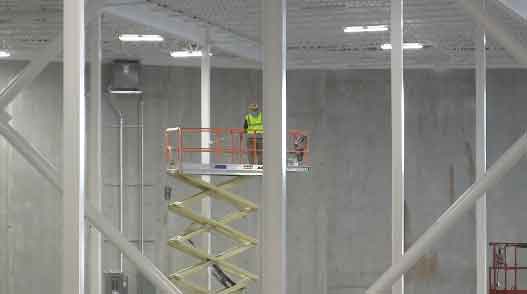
[109,59,143,94]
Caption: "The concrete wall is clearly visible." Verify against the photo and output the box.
[1,62,527,294]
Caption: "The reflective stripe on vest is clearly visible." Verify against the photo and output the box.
[246,112,263,134]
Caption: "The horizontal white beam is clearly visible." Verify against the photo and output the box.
[104,4,261,62]
[366,133,527,294]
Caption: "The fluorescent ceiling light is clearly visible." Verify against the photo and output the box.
[170,50,213,58]
[118,34,164,42]
[0,50,11,58]
[109,89,144,94]
[344,25,388,33]
[381,43,424,50]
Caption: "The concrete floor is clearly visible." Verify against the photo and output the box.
[1,62,527,294]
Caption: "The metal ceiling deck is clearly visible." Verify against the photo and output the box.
[2,0,527,68]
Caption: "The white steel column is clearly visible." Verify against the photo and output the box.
[63,0,86,294]
[391,0,405,293]
[200,32,212,291]
[88,13,103,294]
[475,0,488,293]
[261,1,287,294]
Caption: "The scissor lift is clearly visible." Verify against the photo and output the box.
[489,242,527,294]
[164,127,311,294]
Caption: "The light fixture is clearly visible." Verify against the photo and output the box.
[109,89,144,94]
[381,43,424,50]
[118,34,164,42]
[170,50,213,58]
[0,50,11,58]
[344,25,388,33]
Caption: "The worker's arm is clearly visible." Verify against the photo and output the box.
[243,119,248,132]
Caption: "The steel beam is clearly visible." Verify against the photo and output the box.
[498,0,527,20]
[85,0,107,25]
[475,1,488,294]
[0,0,106,111]
[0,114,60,189]
[366,133,527,294]
[458,0,527,66]
[391,0,405,294]
[104,4,261,62]
[62,0,86,293]
[0,37,61,109]
[87,14,103,294]
[200,30,213,292]
[261,1,287,294]
[0,114,183,294]
[86,205,183,294]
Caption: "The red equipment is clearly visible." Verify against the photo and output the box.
[164,127,311,167]
[490,242,527,294]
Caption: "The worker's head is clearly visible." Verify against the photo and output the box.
[248,103,259,113]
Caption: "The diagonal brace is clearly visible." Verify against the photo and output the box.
[0,37,61,109]
[0,116,182,294]
[0,0,107,110]
[0,114,60,188]
[366,133,527,294]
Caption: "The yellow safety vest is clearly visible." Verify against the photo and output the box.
[245,112,264,134]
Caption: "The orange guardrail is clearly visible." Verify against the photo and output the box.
[164,127,310,166]
[490,242,527,294]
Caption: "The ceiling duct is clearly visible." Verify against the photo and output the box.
[109,60,143,94]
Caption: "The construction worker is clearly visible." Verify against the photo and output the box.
[244,103,263,165]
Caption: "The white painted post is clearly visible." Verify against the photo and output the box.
[201,31,212,291]
[88,13,103,294]
[62,0,86,293]
[261,1,287,294]
[391,0,405,294]
[475,1,488,293]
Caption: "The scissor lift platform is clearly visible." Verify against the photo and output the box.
[490,242,527,294]
[167,162,311,176]
[164,127,311,294]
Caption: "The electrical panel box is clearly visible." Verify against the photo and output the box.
[110,60,142,93]
[104,272,128,294]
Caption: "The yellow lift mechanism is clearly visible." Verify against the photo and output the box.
[167,172,258,294]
